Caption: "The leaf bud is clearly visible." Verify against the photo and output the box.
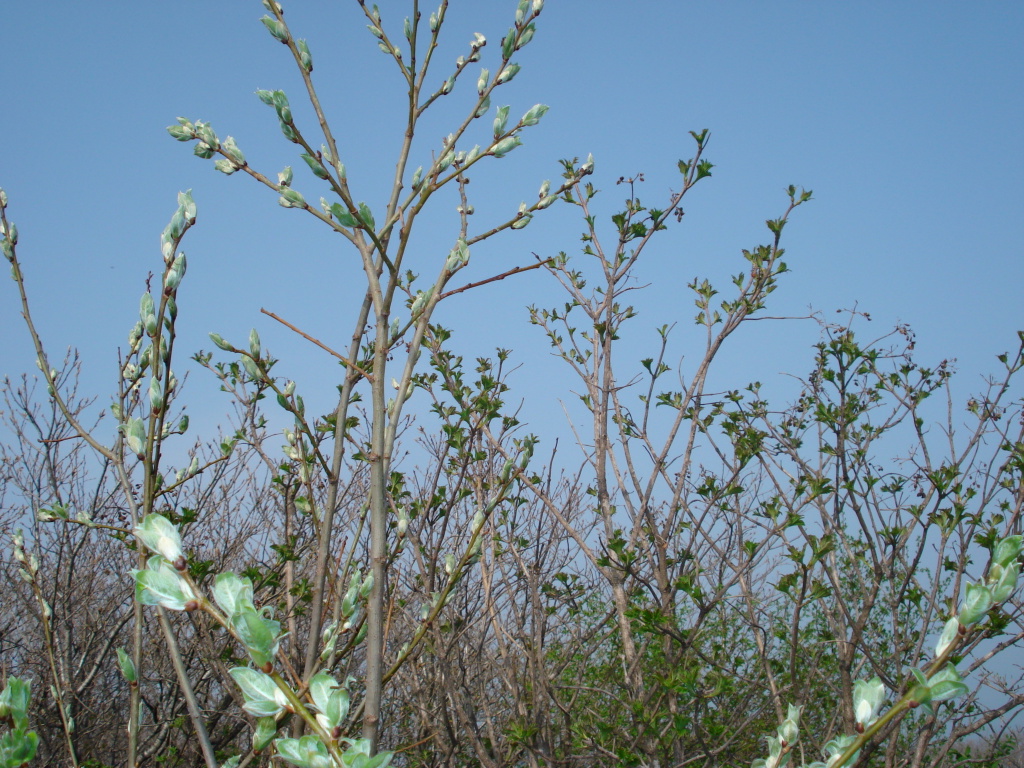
[516,0,529,25]
[297,39,313,72]
[124,419,146,457]
[359,571,375,598]
[520,103,549,127]
[166,124,192,141]
[477,68,490,95]
[209,333,234,351]
[496,63,520,85]
[241,356,263,381]
[222,137,246,166]
[196,122,219,151]
[493,105,510,138]
[261,15,290,43]
[491,135,521,158]
[149,377,164,414]
[140,293,157,335]
[278,187,306,208]
[129,321,145,349]
[280,122,298,142]
[301,153,329,179]
[214,159,239,175]
[518,22,536,48]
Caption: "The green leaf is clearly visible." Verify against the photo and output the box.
[232,608,282,669]
[0,678,31,727]
[116,648,137,684]
[991,560,1019,603]
[228,667,284,718]
[935,616,960,657]
[133,556,195,611]
[0,728,38,768]
[927,664,967,702]
[330,203,358,228]
[993,535,1023,568]
[274,735,329,768]
[357,202,376,230]
[213,572,256,617]
[959,582,993,626]
[253,717,277,752]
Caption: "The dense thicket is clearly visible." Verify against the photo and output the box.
[1,3,1022,768]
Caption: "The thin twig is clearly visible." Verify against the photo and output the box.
[439,257,554,300]
[260,308,374,384]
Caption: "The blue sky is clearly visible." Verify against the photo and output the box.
[1,1,1022,444]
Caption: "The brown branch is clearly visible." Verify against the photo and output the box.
[260,308,374,384]
[439,256,554,300]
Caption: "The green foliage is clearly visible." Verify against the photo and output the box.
[0,678,38,768]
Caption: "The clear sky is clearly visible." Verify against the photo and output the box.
[1,1,1022,444]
